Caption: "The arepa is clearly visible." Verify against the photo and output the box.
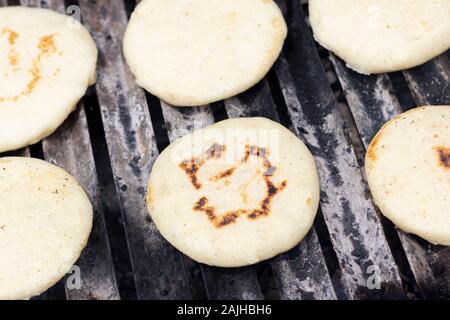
[147,117,320,267]
[0,7,97,152]
[0,157,93,300]
[309,0,450,74]
[123,0,287,107]
[366,106,450,245]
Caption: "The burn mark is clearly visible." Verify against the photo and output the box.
[0,32,57,104]
[187,143,288,228]
[435,146,450,169]
[179,160,202,189]
[194,197,246,228]
[210,167,236,181]
[179,143,227,189]
[248,180,287,220]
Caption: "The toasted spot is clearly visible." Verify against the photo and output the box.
[435,146,450,169]
[2,28,20,68]
[226,12,237,25]
[38,34,55,53]
[272,18,282,28]
[367,131,382,161]
[0,34,57,104]
[367,114,407,163]
[8,53,18,66]
[2,28,18,45]
[146,185,153,205]
[241,192,248,204]
[0,158,12,165]
[306,197,313,207]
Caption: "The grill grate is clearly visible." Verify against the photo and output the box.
[1,0,449,300]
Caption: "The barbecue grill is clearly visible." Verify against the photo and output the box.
[1,0,449,300]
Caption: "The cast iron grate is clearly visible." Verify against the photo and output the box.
[1,0,449,300]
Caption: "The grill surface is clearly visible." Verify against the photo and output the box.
[1,0,449,300]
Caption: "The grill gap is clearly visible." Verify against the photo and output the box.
[388,72,418,111]
[257,262,281,300]
[28,142,45,159]
[181,257,209,300]
[145,93,170,152]
[267,69,293,131]
[210,101,229,123]
[123,0,136,20]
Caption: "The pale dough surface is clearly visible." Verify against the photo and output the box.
[124,0,287,107]
[366,106,450,245]
[309,0,450,74]
[147,117,320,267]
[0,157,93,300]
[0,6,97,152]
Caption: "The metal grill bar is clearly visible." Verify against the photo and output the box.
[403,56,450,106]
[330,55,436,299]
[331,55,434,296]
[274,0,404,299]
[78,0,192,299]
[330,48,450,300]
[17,0,120,300]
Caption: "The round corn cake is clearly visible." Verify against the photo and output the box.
[0,157,93,300]
[123,0,287,107]
[147,117,320,267]
[309,0,450,74]
[0,7,97,152]
[366,106,450,245]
